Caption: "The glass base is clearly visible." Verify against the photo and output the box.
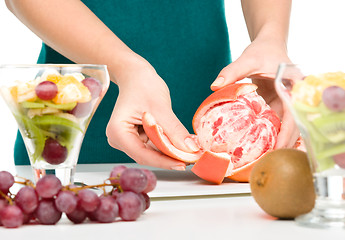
[296,174,345,229]
[32,166,76,186]
[296,207,345,229]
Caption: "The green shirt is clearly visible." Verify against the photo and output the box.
[14,0,231,164]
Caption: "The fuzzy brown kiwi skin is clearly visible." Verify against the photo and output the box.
[250,149,316,219]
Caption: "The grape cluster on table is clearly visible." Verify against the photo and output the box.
[0,165,157,228]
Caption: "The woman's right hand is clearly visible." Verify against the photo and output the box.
[106,57,199,170]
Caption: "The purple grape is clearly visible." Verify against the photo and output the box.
[35,81,58,100]
[35,175,62,199]
[82,77,102,99]
[15,186,39,214]
[322,86,345,111]
[0,199,8,225]
[109,165,127,185]
[92,196,119,223]
[55,190,78,214]
[66,205,87,224]
[35,199,62,225]
[111,189,122,200]
[140,168,157,193]
[119,168,148,193]
[0,205,24,228]
[42,138,68,165]
[334,152,345,168]
[140,192,151,211]
[69,101,92,118]
[0,171,14,193]
[116,191,143,221]
[77,189,100,212]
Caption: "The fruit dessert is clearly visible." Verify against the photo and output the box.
[143,83,281,184]
[291,71,345,171]
[0,70,103,168]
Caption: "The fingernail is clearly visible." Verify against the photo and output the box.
[171,165,186,171]
[211,77,224,88]
[184,137,200,152]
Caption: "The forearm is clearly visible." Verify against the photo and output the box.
[5,0,146,84]
[241,0,291,45]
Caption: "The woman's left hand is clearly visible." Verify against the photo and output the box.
[210,38,300,148]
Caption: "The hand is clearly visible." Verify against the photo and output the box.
[210,38,299,148]
[106,59,199,170]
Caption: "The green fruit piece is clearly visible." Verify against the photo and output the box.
[293,101,320,114]
[319,102,333,116]
[312,113,345,143]
[315,156,335,172]
[15,113,46,163]
[20,101,45,109]
[316,142,345,160]
[39,100,77,110]
[31,115,82,133]
[296,112,329,143]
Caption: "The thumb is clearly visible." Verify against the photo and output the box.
[211,58,256,91]
[155,112,200,153]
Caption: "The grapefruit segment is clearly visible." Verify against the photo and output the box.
[142,112,201,163]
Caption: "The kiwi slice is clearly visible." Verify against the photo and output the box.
[312,113,345,143]
[20,101,45,109]
[31,115,82,132]
[39,100,77,110]
[316,142,345,160]
[296,112,329,143]
[293,101,320,113]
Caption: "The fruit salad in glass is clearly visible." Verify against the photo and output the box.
[0,64,109,184]
[276,64,345,228]
[291,71,345,172]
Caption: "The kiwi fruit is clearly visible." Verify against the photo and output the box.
[312,113,345,143]
[250,149,315,219]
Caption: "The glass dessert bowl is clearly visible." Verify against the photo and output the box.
[0,64,110,185]
[275,63,345,228]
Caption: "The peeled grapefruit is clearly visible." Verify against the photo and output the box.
[142,83,281,184]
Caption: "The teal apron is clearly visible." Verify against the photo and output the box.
[14,0,231,164]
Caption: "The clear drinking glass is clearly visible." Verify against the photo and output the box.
[0,64,110,185]
[275,63,345,228]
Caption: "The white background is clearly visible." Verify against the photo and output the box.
[1,1,345,171]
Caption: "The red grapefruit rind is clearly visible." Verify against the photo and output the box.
[191,151,231,185]
[142,112,201,163]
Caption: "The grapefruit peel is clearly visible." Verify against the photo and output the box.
[142,83,281,184]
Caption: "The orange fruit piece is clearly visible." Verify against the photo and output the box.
[53,76,91,104]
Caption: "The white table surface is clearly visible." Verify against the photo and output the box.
[1,164,344,240]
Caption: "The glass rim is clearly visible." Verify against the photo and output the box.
[0,63,108,69]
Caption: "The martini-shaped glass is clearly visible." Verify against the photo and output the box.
[275,63,345,228]
[0,64,110,185]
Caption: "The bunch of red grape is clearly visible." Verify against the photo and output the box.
[0,165,157,228]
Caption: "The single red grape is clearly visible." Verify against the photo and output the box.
[82,77,102,99]
[77,189,100,212]
[117,191,143,221]
[35,199,62,225]
[140,168,157,193]
[42,138,68,165]
[35,81,58,100]
[15,186,39,214]
[0,205,24,228]
[55,190,78,214]
[35,175,62,199]
[322,86,345,111]
[0,171,14,193]
[120,168,148,193]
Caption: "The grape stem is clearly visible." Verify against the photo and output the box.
[0,190,13,205]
